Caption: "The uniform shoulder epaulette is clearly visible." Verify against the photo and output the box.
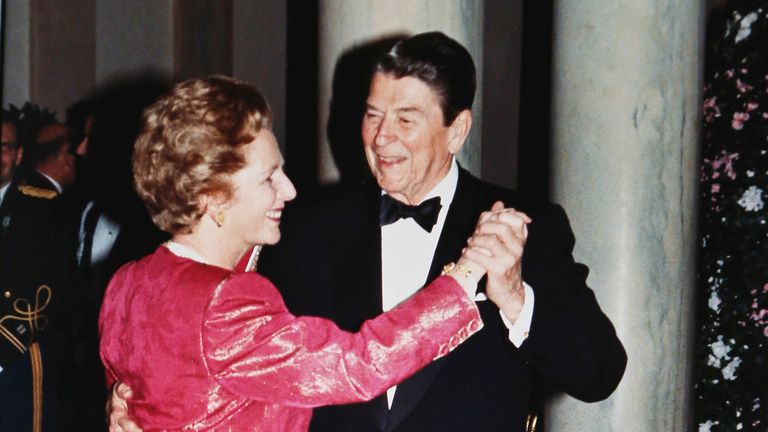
[17,185,58,199]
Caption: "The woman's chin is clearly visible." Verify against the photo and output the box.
[257,232,281,246]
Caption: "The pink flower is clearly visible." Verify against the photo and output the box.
[764,327,768,337]
[711,183,721,193]
[726,69,735,79]
[764,283,768,293]
[746,102,759,112]
[732,112,750,130]
[709,151,739,179]
[703,97,721,125]
[736,79,754,93]
[740,68,748,74]
[763,112,768,119]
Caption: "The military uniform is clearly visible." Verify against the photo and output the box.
[0,181,69,432]
[18,170,61,195]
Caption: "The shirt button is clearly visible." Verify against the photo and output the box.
[3,291,10,298]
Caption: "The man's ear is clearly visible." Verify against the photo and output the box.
[14,147,23,166]
[447,110,472,155]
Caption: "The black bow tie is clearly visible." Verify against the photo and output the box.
[379,195,442,232]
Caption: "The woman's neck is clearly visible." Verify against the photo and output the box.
[171,230,248,270]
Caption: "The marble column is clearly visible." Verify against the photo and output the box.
[2,0,32,108]
[317,0,483,184]
[548,1,704,431]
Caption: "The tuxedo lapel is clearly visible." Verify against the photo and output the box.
[331,184,389,429]
[386,169,483,431]
[331,183,383,331]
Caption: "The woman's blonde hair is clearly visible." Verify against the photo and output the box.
[133,75,272,234]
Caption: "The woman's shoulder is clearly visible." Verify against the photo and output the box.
[107,246,235,302]
[208,271,284,308]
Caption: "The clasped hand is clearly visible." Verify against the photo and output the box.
[457,201,531,323]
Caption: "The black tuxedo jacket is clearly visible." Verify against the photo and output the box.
[260,168,626,432]
[51,195,167,431]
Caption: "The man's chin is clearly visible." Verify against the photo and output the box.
[375,175,406,194]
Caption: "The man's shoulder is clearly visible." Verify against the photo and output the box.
[456,168,562,220]
[2,181,58,216]
[18,170,59,194]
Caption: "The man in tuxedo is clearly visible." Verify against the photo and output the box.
[109,33,626,432]
[61,80,170,431]
[261,32,627,432]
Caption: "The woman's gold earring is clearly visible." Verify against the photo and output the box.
[214,212,225,227]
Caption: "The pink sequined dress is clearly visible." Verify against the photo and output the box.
[99,245,482,431]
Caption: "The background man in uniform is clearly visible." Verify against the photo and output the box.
[0,115,70,432]
[19,123,77,195]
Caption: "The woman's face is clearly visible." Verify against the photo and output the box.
[219,129,296,247]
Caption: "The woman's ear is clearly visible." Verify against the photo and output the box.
[200,194,217,219]
[447,110,472,155]
[201,192,229,227]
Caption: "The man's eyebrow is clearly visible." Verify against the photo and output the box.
[364,103,425,115]
[395,106,423,114]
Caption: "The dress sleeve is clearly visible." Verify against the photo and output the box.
[201,273,482,408]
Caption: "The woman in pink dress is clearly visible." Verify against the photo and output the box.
[99,76,512,431]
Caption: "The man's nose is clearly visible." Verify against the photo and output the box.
[374,116,395,147]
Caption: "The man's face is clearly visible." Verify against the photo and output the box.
[1,122,21,187]
[55,143,77,188]
[362,73,466,205]
[37,124,77,188]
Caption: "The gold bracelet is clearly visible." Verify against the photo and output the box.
[442,262,472,278]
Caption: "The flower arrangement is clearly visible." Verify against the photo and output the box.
[696,1,768,431]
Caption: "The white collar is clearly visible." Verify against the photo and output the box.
[163,241,209,265]
[0,182,10,205]
[37,170,63,193]
[382,157,459,208]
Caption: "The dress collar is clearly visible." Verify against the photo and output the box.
[163,241,209,265]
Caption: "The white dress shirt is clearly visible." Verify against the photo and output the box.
[381,158,535,407]
[0,182,10,206]
[77,201,122,267]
